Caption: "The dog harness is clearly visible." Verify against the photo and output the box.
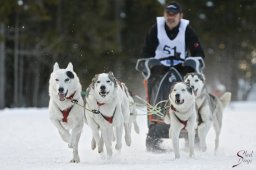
[60,105,74,122]
[91,102,116,124]
[66,91,76,100]
[59,91,77,123]
[171,104,188,129]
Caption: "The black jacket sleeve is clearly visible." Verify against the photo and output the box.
[140,24,158,58]
[185,26,205,58]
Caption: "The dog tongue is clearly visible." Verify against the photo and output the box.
[58,93,66,101]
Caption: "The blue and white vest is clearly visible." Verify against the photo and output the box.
[155,17,189,66]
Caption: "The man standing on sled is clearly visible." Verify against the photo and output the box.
[136,1,206,151]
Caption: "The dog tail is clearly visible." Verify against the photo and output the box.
[219,92,231,108]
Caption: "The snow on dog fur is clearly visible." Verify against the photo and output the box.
[48,62,84,163]
[164,82,197,159]
[85,72,131,158]
[184,73,231,152]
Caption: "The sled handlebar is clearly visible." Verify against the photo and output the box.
[158,56,185,62]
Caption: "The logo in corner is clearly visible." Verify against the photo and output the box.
[232,150,253,168]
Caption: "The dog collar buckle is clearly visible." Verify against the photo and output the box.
[92,109,100,114]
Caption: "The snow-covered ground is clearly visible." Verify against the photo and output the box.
[0,102,255,170]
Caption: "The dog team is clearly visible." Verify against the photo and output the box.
[48,62,231,162]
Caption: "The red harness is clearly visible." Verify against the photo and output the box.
[61,106,73,122]
[171,105,188,129]
[95,101,115,124]
[59,91,77,123]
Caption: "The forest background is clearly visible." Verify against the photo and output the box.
[0,0,255,108]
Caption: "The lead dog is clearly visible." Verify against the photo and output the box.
[48,62,84,163]
[85,72,131,158]
[184,73,231,152]
[164,82,197,159]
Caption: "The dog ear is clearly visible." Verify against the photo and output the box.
[184,73,191,86]
[186,83,193,95]
[53,62,59,71]
[170,82,177,93]
[169,83,176,102]
[183,73,190,81]
[91,74,98,89]
[198,73,206,82]
[108,71,117,87]
[67,62,73,71]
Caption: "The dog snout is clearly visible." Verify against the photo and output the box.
[100,85,106,91]
[175,93,180,99]
[58,87,64,93]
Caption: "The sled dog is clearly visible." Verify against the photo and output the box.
[122,83,140,134]
[184,73,231,152]
[164,82,197,159]
[85,72,131,158]
[49,62,84,163]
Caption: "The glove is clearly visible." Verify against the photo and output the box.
[135,58,161,79]
[183,56,205,73]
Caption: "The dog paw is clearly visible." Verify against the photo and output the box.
[175,154,180,159]
[134,123,140,134]
[68,143,73,148]
[201,147,207,152]
[70,157,80,163]
[98,146,103,154]
[99,152,106,160]
[115,143,122,150]
[125,135,131,146]
[189,153,195,158]
[91,138,96,150]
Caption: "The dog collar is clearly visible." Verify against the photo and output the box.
[66,91,76,100]
[171,104,179,112]
[97,101,105,106]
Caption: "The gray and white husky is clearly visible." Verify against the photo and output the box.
[48,62,84,163]
[184,73,231,152]
[164,82,197,159]
[85,72,132,158]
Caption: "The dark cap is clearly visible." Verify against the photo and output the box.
[165,2,182,14]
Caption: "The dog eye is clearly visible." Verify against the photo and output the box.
[97,81,100,84]
[55,79,59,82]
[182,89,185,92]
[65,78,70,82]
[106,80,111,83]
[195,79,199,82]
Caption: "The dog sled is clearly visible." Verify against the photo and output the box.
[136,55,204,151]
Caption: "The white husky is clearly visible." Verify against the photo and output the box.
[164,82,197,159]
[85,72,131,158]
[184,73,231,152]
[48,62,84,163]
